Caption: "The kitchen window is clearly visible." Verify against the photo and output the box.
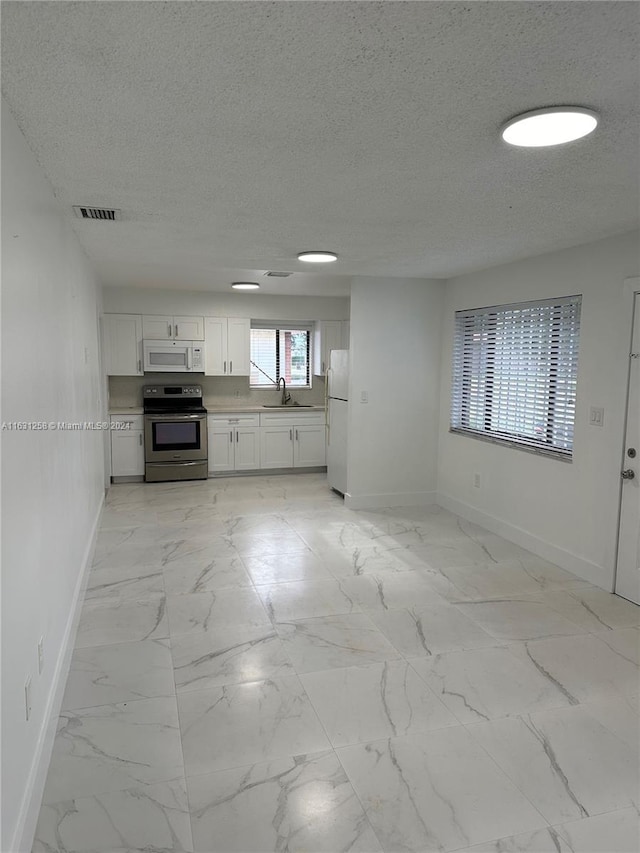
[450,295,581,458]
[250,323,312,388]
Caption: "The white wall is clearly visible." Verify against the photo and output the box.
[437,231,640,589]
[1,104,106,852]
[103,286,349,322]
[346,276,445,508]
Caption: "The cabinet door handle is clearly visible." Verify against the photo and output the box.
[295,429,299,441]
[137,359,142,374]
[224,360,227,374]
[175,324,179,338]
[230,430,233,443]
[230,360,233,374]
[167,322,172,338]
[139,434,142,446]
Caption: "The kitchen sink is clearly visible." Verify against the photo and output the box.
[262,404,314,408]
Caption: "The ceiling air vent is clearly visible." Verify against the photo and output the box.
[73,205,122,221]
[264,271,292,277]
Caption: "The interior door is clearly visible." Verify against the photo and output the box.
[616,288,640,604]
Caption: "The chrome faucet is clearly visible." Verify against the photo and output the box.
[277,377,291,406]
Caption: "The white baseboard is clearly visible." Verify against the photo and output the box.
[436,492,612,591]
[345,491,437,510]
[12,493,104,853]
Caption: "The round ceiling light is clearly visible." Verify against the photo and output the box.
[297,251,338,263]
[501,106,599,147]
[231,281,260,290]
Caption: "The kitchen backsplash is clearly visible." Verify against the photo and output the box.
[108,374,326,409]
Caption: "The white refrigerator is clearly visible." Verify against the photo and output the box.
[327,349,349,495]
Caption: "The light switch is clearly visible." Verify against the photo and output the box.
[589,406,604,427]
[360,390,369,404]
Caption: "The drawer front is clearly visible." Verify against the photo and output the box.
[208,413,260,427]
[260,410,325,427]
[110,415,144,431]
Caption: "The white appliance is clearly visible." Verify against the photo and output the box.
[143,340,205,373]
[327,349,349,495]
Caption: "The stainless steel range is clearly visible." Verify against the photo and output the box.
[143,385,208,482]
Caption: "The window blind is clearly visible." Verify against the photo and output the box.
[450,295,581,458]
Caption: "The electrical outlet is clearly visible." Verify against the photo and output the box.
[25,676,32,721]
[360,390,369,404]
[473,473,481,488]
[38,637,44,674]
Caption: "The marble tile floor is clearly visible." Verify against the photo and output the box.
[33,474,640,852]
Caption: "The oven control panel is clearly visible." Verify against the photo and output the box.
[143,385,202,398]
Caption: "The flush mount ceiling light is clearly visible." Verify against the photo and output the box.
[231,281,260,290]
[501,106,599,147]
[297,251,338,263]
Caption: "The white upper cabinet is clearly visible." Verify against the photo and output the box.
[142,315,173,340]
[103,314,143,376]
[204,317,250,376]
[142,315,204,340]
[227,317,251,375]
[175,316,204,340]
[313,320,342,375]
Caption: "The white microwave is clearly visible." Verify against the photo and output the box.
[143,340,205,373]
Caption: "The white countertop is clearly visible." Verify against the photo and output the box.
[109,405,325,415]
[206,405,325,413]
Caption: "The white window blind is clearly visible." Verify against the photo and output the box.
[451,295,581,458]
[250,322,312,387]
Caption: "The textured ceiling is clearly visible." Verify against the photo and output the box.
[2,1,638,296]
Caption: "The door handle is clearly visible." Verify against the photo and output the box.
[139,434,142,446]
[224,360,227,374]
[175,324,179,338]
[230,431,233,443]
[289,429,292,441]
[295,429,299,441]
[230,360,233,373]
[622,469,635,480]
[168,322,172,338]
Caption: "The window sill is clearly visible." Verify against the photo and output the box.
[449,427,573,462]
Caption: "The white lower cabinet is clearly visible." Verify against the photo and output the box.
[208,414,260,473]
[293,424,326,467]
[260,411,326,469]
[208,410,326,473]
[260,425,296,469]
[110,416,144,477]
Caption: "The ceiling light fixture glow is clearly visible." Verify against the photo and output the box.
[231,281,260,290]
[297,251,338,263]
[501,106,599,147]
